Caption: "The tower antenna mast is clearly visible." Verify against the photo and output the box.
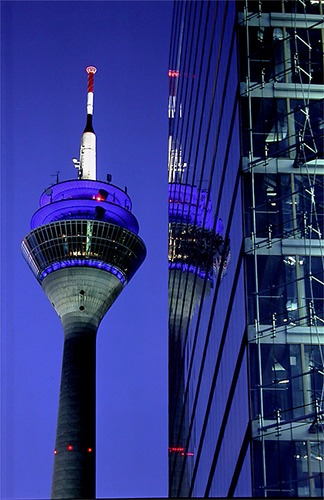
[79,66,97,180]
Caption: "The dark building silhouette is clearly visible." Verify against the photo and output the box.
[21,67,146,499]
[168,1,323,497]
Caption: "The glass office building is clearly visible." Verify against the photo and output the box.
[168,1,323,497]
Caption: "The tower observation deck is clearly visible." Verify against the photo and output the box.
[21,67,146,499]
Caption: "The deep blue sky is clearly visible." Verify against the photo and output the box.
[1,1,172,498]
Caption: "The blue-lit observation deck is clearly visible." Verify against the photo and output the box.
[168,183,230,283]
[22,179,146,285]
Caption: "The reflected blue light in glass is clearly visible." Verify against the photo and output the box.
[168,183,213,229]
[168,261,213,282]
[40,259,126,284]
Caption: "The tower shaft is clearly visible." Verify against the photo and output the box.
[51,328,96,499]
[42,266,124,498]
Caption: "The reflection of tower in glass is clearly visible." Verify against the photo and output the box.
[168,69,230,496]
[21,67,146,499]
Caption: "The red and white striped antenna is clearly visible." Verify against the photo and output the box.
[85,66,97,116]
[77,66,98,180]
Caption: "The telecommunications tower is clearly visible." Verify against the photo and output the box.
[21,66,146,499]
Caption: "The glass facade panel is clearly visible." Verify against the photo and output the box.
[168,1,250,497]
[242,0,324,495]
[169,0,323,497]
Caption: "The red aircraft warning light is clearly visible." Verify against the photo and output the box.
[168,69,180,78]
[169,446,194,456]
[169,446,185,453]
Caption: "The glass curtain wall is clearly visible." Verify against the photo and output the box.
[168,1,249,497]
[239,0,324,497]
[168,0,323,497]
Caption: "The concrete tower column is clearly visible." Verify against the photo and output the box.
[51,328,97,499]
[42,267,124,499]
[169,270,209,497]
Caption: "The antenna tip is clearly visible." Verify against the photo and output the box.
[86,66,97,75]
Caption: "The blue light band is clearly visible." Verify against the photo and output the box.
[39,259,127,284]
[168,183,213,229]
[168,261,213,282]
